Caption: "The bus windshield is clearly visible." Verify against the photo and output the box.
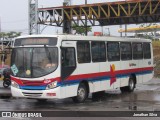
[11,47,58,78]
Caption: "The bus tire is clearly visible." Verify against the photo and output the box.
[3,79,11,88]
[120,77,135,93]
[72,83,88,103]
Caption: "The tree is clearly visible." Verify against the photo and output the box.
[72,24,92,35]
[0,31,21,38]
[0,32,7,38]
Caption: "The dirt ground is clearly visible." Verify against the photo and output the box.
[153,41,160,78]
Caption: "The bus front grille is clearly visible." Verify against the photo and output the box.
[22,92,42,97]
[21,80,44,86]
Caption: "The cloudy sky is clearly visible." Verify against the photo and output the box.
[0,0,135,36]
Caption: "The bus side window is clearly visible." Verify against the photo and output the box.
[120,42,132,60]
[107,42,120,61]
[91,41,106,62]
[143,43,151,59]
[77,41,91,63]
[133,43,143,60]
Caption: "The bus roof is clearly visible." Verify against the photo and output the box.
[16,34,151,43]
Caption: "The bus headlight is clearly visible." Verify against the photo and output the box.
[11,81,19,89]
[46,81,57,90]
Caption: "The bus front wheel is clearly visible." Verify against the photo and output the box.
[72,83,88,103]
[120,77,136,93]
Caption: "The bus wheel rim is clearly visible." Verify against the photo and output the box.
[78,88,85,100]
[129,79,134,90]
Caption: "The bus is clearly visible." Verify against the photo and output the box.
[10,35,154,103]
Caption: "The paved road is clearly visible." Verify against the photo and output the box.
[0,78,160,119]
[0,80,11,97]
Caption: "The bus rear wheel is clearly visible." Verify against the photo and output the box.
[72,83,88,103]
[120,77,135,93]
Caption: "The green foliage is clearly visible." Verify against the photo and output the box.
[0,31,21,38]
[72,24,92,35]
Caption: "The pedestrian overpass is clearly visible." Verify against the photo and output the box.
[38,0,160,33]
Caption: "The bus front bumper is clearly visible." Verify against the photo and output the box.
[11,86,62,99]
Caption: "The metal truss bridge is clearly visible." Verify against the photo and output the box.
[38,0,160,33]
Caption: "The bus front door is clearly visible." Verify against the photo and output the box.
[61,41,77,80]
[61,41,78,98]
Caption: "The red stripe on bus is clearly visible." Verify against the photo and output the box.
[66,67,153,81]
[115,67,153,75]
[11,76,61,86]
[11,67,153,86]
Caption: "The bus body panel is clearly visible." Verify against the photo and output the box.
[60,40,79,98]
[120,60,131,87]
[11,86,62,99]
[108,61,121,89]
[10,35,154,100]
[100,62,114,91]
[142,43,154,83]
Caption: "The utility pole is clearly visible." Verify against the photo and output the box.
[101,26,103,36]
[120,25,122,37]
[85,0,87,36]
[125,24,127,37]
[63,0,72,34]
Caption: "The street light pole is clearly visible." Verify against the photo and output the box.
[0,17,1,33]
[106,28,110,36]
[0,17,4,66]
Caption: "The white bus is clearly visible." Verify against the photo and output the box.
[11,35,154,103]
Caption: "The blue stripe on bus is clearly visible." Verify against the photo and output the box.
[20,86,46,90]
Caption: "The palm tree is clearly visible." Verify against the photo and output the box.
[72,24,92,35]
